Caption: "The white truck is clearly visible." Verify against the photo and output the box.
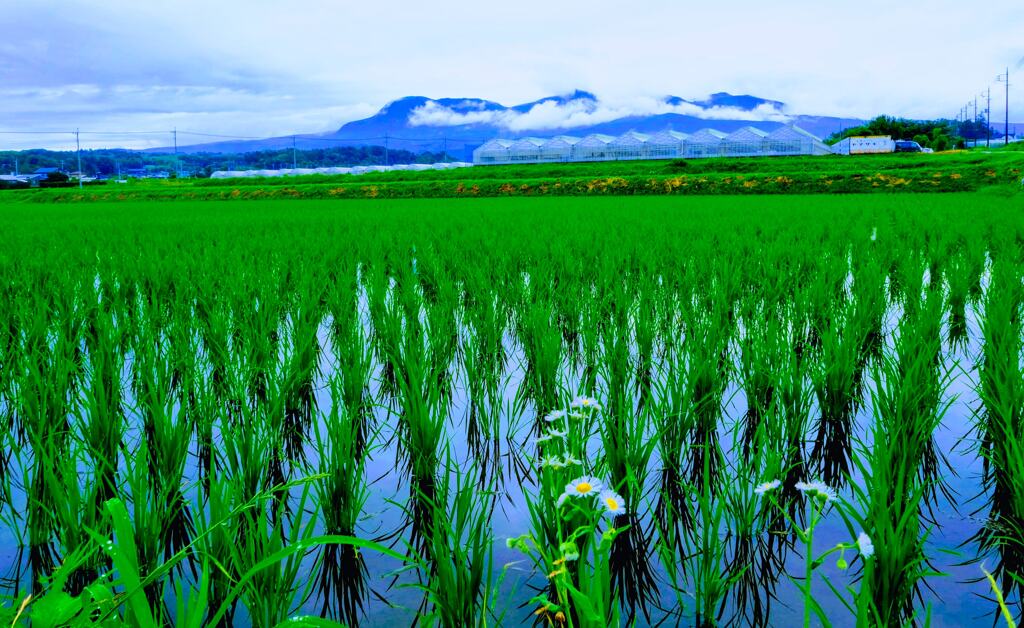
[830,136,896,155]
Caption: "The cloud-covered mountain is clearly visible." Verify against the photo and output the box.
[161,91,865,157]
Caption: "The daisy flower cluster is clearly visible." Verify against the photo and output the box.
[557,476,626,517]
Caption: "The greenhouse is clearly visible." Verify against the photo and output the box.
[573,134,617,161]
[684,129,728,158]
[722,127,769,157]
[608,131,651,160]
[471,125,831,164]
[539,136,580,161]
[508,138,547,162]
[209,162,472,179]
[646,130,689,159]
[764,125,833,156]
[472,139,514,164]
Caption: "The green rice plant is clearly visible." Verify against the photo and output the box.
[459,300,506,475]
[513,292,566,428]
[312,371,374,625]
[686,454,746,628]
[723,400,791,626]
[413,454,499,627]
[325,263,376,458]
[810,299,869,487]
[680,287,733,495]
[973,257,1024,620]
[386,300,449,559]
[278,279,325,464]
[595,317,659,620]
[846,301,953,626]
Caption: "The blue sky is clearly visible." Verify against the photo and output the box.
[2,0,1022,149]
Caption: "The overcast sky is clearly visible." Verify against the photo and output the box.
[2,0,1023,149]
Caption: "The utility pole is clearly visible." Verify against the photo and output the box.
[14,158,18,176]
[292,135,297,169]
[987,87,992,148]
[997,68,1010,144]
[384,133,389,166]
[172,128,179,177]
[442,136,447,163]
[75,129,82,189]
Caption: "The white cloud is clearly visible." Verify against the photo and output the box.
[3,0,1024,148]
[408,96,791,132]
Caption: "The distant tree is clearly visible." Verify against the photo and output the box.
[828,116,961,150]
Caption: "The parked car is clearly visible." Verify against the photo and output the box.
[894,140,924,153]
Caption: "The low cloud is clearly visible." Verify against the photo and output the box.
[408,95,791,131]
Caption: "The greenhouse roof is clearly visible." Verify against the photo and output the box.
[648,130,690,143]
[726,127,770,141]
[576,134,617,146]
[509,137,547,149]
[688,129,727,142]
[544,135,581,146]
[610,131,651,145]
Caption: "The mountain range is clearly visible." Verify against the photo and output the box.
[153,91,866,159]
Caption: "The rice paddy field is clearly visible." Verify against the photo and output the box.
[1,192,1023,626]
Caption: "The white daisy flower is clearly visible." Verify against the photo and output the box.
[754,479,781,496]
[563,476,603,499]
[544,410,567,422]
[548,427,568,438]
[857,532,875,558]
[532,431,565,445]
[562,454,583,467]
[540,456,565,469]
[795,480,837,503]
[598,490,627,515]
[569,396,602,410]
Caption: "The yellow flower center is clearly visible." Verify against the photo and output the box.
[576,482,592,493]
[605,497,619,510]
